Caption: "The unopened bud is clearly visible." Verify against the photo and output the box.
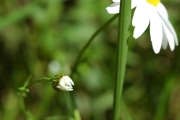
[51,73,74,91]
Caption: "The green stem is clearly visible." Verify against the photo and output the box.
[112,0,131,120]
[154,50,180,120]
[25,77,51,88]
[19,95,26,119]
[71,14,118,78]
[68,92,81,120]
[154,75,174,120]
[68,14,118,120]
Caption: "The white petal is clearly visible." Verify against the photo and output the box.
[63,76,74,85]
[158,14,178,46]
[113,0,120,2]
[150,8,163,54]
[133,16,149,39]
[57,85,73,91]
[131,0,140,9]
[156,3,168,19]
[59,79,65,86]
[58,79,66,87]
[57,85,67,91]
[132,2,148,26]
[67,88,73,91]
[64,86,73,89]
[162,32,168,49]
[161,21,175,51]
[59,78,71,87]
[65,76,74,85]
[61,78,71,86]
[106,3,120,14]
[131,0,137,9]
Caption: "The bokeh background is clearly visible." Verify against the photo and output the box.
[0,0,180,120]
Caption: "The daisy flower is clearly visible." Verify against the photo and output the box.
[52,74,74,91]
[106,0,178,53]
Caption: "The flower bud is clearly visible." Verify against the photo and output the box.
[51,73,74,91]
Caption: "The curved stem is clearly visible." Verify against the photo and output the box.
[25,77,51,88]
[69,14,118,120]
[70,14,118,78]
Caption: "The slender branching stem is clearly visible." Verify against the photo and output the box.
[71,14,118,78]
[25,77,51,88]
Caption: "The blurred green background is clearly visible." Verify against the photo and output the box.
[0,0,180,120]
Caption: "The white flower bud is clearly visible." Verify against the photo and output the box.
[52,74,74,91]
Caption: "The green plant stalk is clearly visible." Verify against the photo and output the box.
[19,95,26,119]
[70,14,118,78]
[69,14,118,120]
[25,77,51,88]
[154,52,180,120]
[154,75,175,120]
[68,92,81,120]
[112,0,131,120]
[19,95,34,120]
[154,48,180,120]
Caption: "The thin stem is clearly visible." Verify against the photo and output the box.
[112,0,131,120]
[19,95,26,119]
[69,15,118,120]
[154,75,174,120]
[18,91,34,119]
[71,14,118,78]
[25,77,51,88]
[154,50,180,120]
[68,92,81,120]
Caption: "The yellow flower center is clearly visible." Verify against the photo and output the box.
[146,0,160,6]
